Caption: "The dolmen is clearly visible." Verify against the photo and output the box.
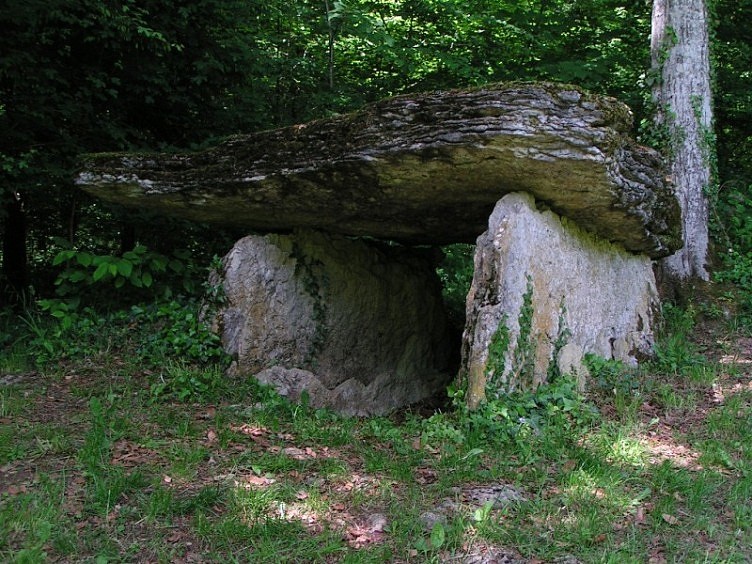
[76,82,680,415]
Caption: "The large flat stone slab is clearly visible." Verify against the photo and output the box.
[76,82,680,257]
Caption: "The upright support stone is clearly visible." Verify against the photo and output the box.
[214,230,452,416]
[461,193,658,408]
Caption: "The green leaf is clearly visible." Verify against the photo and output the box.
[52,250,75,265]
[76,252,93,267]
[461,447,485,460]
[142,271,153,287]
[430,523,445,548]
[69,271,87,283]
[150,256,168,272]
[92,262,109,282]
[117,259,133,277]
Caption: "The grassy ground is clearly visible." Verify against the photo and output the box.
[1,304,751,563]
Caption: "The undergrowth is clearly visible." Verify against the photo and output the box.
[1,241,751,561]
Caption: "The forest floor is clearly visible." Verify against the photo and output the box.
[1,307,751,563]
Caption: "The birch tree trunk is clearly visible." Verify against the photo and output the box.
[652,0,714,281]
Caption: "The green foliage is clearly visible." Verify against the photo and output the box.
[50,243,201,304]
[485,319,510,397]
[436,244,474,324]
[424,376,598,452]
[21,305,108,366]
[481,276,538,401]
[2,0,749,311]
[79,395,147,516]
[651,303,707,376]
[512,276,537,389]
[79,396,117,476]
[133,300,227,366]
[482,279,574,406]
[637,101,682,157]
[547,301,572,382]
[585,354,645,420]
[149,362,225,402]
[585,354,641,398]
[713,185,752,325]
[21,297,227,368]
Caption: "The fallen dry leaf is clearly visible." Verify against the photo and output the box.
[231,424,268,437]
[636,506,646,524]
[5,484,28,495]
[242,474,276,488]
[415,467,438,485]
[662,513,679,525]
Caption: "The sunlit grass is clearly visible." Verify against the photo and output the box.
[1,301,751,562]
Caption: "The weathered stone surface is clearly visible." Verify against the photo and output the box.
[76,82,680,258]
[215,230,451,415]
[461,193,658,408]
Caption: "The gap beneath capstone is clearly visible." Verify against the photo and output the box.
[211,229,455,416]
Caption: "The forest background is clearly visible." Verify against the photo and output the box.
[1,0,751,309]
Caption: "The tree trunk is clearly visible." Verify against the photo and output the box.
[1,190,28,305]
[652,0,714,281]
[119,221,136,255]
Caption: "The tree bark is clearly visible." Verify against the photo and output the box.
[1,190,28,305]
[652,0,714,281]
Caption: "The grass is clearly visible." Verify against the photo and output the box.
[0,302,751,562]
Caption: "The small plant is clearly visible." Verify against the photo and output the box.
[483,276,536,400]
[135,299,228,366]
[21,305,112,366]
[485,318,510,399]
[427,375,598,452]
[150,361,225,402]
[651,303,707,376]
[414,521,447,555]
[585,354,641,397]
[511,276,536,389]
